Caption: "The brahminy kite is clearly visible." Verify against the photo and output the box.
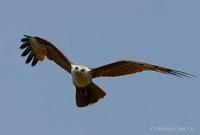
[20,35,194,107]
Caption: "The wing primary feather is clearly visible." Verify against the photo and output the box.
[26,52,35,64]
[21,38,30,42]
[20,42,29,49]
[21,46,31,56]
[24,34,31,38]
[169,70,197,78]
[167,71,184,78]
[31,57,38,66]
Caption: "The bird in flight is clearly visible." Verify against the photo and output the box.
[20,35,194,107]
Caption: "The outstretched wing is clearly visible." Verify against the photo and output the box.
[92,60,195,78]
[20,35,72,73]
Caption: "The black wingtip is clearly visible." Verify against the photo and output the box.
[169,70,197,78]
[21,38,29,42]
[31,57,39,66]
[25,52,35,64]
[20,42,29,49]
[24,34,31,38]
[21,35,32,42]
[21,46,31,56]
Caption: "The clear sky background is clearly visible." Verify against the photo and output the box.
[0,0,199,135]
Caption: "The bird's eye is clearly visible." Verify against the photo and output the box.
[81,69,85,72]
[75,67,78,70]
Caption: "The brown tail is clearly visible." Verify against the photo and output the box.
[75,82,106,107]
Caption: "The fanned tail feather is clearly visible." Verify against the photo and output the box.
[76,82,106,107]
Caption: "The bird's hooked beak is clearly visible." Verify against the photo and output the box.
[77,69,85,75]
[76,71,82,75]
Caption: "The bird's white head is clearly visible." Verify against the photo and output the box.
[71,64,92,87]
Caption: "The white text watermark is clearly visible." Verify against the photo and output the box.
[149,125,196,133]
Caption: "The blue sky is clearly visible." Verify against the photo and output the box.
[0,0,199,134]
